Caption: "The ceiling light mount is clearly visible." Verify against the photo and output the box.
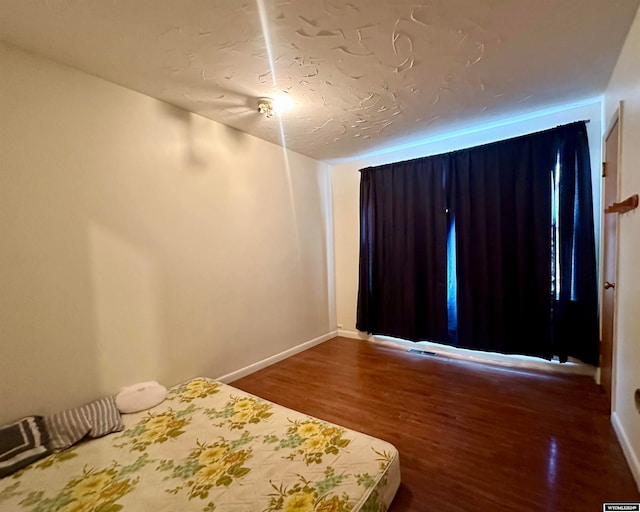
[258,98,274,118]
[258,94,294,118]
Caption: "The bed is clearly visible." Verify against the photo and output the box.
[0,378,400,511]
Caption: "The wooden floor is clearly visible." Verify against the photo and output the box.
[232,337,639,512]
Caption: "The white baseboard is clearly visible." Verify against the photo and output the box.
[612,411,640,491]
[217,331,337,383]
[337,329,371,340]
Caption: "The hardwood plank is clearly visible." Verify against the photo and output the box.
[232,337,639,512]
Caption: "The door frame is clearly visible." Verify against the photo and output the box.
[600,102,623,410]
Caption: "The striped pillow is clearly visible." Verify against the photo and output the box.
[0,416,50,478]
[45,396,123,452]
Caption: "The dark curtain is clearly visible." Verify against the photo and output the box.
[450,130,557,360]
[356,156,449,343]
[356,121,599,365]
[553,123,599,365]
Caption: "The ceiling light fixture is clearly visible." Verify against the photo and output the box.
[258,94,294,118]
[258,98,274,118]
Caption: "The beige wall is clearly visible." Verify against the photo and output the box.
[332,101,602,336]
[0,42,332,424]
[604,4,640,488]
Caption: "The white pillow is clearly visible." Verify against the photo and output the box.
[116,381,167,414]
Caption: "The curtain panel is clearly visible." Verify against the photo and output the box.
[553,123,599,365]
[450,130,557,360]
[356,155,450,344]
[356,121,599,365]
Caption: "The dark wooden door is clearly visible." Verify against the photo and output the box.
[601,116,619,406]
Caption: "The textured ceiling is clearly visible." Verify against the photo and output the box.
[1,0,638,162]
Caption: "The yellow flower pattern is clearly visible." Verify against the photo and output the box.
[116,409,191,452]
[265,468,355,512]
[284,491,315,512]
[168,378,221,403]
[274,419,352,465]
[0,379,398,512]
[15,463,139,512]
[205,395,273,430]
[163,438,252,501]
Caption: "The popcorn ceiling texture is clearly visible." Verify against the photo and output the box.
[0,0,638,161]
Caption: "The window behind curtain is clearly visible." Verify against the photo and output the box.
[357,121,599,365]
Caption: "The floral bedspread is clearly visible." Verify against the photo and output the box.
[0,378,400,512]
